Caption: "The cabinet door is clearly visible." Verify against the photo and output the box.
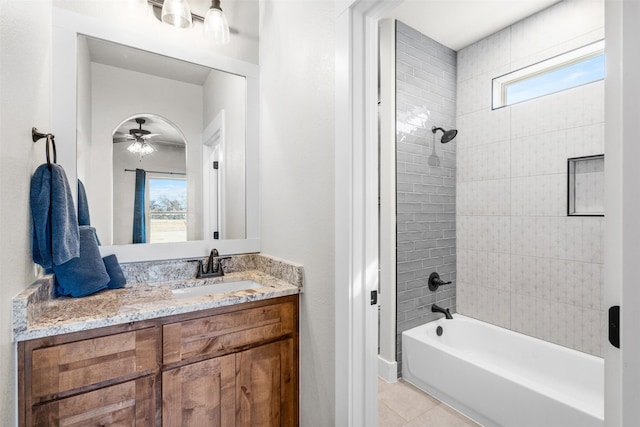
[31,375,156,427]
[236,339,297,427]
[162,354,235,426]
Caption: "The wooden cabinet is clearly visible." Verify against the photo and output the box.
[236,338,297,427]
[19,324,160,427]
[161,297,298,427]
[31,375,156,427]
[162,355,235,426]
[18,295,298,427]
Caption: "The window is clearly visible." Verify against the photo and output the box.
[148,178,187,243]
[492,40,605,109]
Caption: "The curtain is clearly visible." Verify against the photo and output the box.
[77,179,91,226]
[133,168,146,243]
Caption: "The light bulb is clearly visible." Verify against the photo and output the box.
[161,0,193,29]
[204,6,230,45]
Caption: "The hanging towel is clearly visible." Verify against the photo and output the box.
[53,226,110,297]
[30,163,80,269]
[103,254,126,289]
[77,179,91,226]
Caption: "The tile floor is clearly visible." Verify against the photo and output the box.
[378,378,481,427]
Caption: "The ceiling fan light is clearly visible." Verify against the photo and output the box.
[161,0,193,29]
[140,143,156,155]
[128,140,144,153]
[204,5,230,44]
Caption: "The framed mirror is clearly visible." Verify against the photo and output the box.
[53,8,260,262]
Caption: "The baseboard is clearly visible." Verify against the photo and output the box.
[378,355,398,383]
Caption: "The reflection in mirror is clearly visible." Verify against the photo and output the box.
[76,35,247,246]
[112,115,187,245]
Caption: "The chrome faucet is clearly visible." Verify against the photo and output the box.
[194,249,229,278]
[431,304,453,320]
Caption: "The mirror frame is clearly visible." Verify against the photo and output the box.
[52,8,260,262]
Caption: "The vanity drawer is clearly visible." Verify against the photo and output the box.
[163,299,296,365]
[30,327,157,402]
[31,375,156,427]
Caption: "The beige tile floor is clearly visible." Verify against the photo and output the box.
[378,378,481,427]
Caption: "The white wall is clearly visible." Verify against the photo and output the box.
[456,0,605,356]
[90,63,203,244]
[203,69,246,239]
[259,1,335,424]
[0,1,51,424]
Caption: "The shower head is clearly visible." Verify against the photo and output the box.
[431,126,458,143]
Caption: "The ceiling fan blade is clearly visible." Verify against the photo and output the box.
[113,138,134,143]
[142,133,161,139]
[113,132,133,139]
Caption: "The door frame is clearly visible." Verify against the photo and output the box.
[334,1,401,425]
[604,1,640,425]
[202,109,225,240]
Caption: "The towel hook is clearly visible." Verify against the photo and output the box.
[32,127,57,169]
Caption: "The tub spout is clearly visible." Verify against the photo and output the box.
[432,304,453,319]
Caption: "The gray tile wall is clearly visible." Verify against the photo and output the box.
[395,21,457,375]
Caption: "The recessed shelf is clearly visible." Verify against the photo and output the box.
[567,154,604,216]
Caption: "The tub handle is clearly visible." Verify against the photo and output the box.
[428,272,451,291]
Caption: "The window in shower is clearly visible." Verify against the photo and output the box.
[567,154,604,216]
[492,40,605,109]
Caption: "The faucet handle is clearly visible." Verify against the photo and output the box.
[428,272,452,291]
[188,259,206,277]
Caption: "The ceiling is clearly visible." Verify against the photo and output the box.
[113,115,186,147]
[383,0,561,51]
[87,36,212,86]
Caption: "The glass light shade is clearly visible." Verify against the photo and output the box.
[204,7,230,44]
[161,0,193,29]
[127,140,144,153]
[127,140,156,156]
[140,143,156,155]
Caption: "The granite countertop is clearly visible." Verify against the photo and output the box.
[13,253,303,342]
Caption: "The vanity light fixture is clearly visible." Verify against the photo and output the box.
[204,0,230,45]
[161,0,193,29]
[148,0,231,45]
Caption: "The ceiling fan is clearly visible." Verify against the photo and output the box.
[113,118,159,156]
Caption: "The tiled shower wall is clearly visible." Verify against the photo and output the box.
[395,21,457,372]
[456,0,605,356]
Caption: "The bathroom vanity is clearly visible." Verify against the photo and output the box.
[14,254,302,426]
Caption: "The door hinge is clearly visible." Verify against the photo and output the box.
[370,290,378,305]
[213,161,219,170]
[609,305,620,349]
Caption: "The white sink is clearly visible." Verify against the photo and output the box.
[172,280,263,299]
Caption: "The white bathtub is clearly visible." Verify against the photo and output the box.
[402,315,603,427]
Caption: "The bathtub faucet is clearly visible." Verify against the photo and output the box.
[432,304,453,320]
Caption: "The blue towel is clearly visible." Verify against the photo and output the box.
[53,226,110,297]
[103,254,126,289]
[77,179,91,226]
[30,163,80,269]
